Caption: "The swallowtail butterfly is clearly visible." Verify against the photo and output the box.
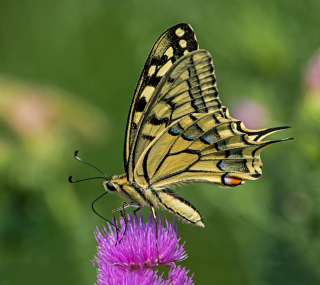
[72,23,292,227]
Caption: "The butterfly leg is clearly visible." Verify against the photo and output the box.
[133,206,142,214]
[151,207,160,263]
[112,202,131,245]
[119,201,129,242]
[151,207,158,239]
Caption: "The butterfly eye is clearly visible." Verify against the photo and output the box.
[106,181,116,191]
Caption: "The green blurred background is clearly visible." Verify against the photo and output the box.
[1,1,319,284]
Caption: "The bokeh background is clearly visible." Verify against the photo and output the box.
[1,1,319,284]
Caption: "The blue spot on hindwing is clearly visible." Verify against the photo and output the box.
[217,160,225,171]
[182,133,193,141]
[200,136,212,145]
[169,127,180,136]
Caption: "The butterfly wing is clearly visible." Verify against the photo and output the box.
[124,23,199,180]
[132,50,220,171]
[132,51,292,189]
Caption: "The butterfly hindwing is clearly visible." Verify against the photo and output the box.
[124,23,199,180]
[134,104,291,189]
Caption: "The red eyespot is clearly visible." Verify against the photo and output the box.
[222,174,242,187]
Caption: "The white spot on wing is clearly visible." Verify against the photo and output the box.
[133,112,141,124]
[133,86,155,123]
[164,47,174,59]
[157,60,172,77]
[184,50,189,55]
[179,39,187,48]
[140,86,155,102]
[148,65,156,76]
[175,28,185,37]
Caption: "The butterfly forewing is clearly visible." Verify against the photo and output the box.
[132,51,220,170]
[124,23,199,180]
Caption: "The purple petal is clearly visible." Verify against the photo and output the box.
[96,266,164,285]
[168,265,194,285]
[95,263,194,285]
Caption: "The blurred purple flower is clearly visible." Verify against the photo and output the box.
[305,48,320,93]
[232,99,269,129]
[93,212,194,285]
[94,212,187,271]
[9,92,52,135]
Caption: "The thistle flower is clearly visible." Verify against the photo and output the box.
[94,212,187,271]
[93,212,194,285]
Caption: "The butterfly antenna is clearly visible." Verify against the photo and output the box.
[74,150,108,178]
[68,175,106,183]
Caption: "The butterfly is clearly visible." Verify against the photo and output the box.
[71,23,292,227]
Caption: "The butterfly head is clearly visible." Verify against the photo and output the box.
[103,174,128,195]
[103,180,119,193]
[102,174,136,204]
